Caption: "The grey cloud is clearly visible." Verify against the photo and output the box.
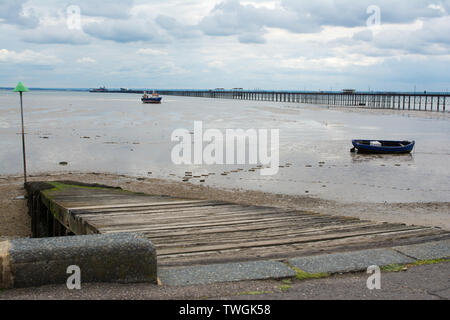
[371,16,450,54]
[21,26,91,45]
[199,0,254,36]
[155,15,201,39]
[199,0,449,42]
[0,0,39,28]
[83,19,159,43]
[238,32,266,44]
[281,0,448,27]
[199,0,317,40]
[68,0,135,19]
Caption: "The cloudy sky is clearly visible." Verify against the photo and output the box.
[0,0,449,91]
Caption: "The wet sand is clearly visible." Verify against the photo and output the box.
[1,172,448,241]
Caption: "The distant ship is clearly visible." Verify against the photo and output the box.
[89,86,108,92]
[141,91,162,104]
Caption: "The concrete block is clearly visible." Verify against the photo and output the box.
[1,233,157,289]
[159,260,296,286]
[288,249,415,274]
[394,240,450,260]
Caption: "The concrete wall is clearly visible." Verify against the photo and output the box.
[0,233,157,289]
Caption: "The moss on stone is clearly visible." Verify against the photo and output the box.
[380,264,406,272]
[382,258,450,273]
[280,284,292,292]
[291,266,329,280]
[237,290,273,296]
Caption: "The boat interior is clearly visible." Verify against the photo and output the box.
[355,140,412,147]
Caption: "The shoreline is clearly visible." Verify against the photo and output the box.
[301,104,450,120]
[1,172,449,240]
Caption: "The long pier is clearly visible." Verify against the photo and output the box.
[93,89,450,112]
[158,90,449,112]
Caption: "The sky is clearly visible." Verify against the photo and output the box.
[0,0,449,91]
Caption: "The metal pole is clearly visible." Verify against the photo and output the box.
[19,92,27,186]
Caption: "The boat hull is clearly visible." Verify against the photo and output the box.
[352,140,415,154]
[142,97,162,104]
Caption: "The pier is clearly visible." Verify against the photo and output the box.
[158,90,449,112]
[92,89,450,112]
[26,181,450,267]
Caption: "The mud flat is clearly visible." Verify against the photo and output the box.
[1,93,450,205]
[0,93,449,237]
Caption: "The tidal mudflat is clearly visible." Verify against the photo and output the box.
[0,90,449,237]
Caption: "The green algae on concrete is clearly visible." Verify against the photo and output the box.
[381,258,450,273]
[291,266,329,281]
[280,284,292,292]
[25,181,127,237]
[42,181,121,195]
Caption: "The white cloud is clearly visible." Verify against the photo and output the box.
[207,60,226,68]
[137,48,168,55]
[428,4,446,14]
[76,57,96,64]
[0,49,60,65]
[280,55,385,70]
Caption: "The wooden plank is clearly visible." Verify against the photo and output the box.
[96,214,330,232]
[82,209,304,226]
[157,226,433,256]
[67,200,208,211]
[157,230,450,266]
[72,203,246,216]
[69,201,228,212]
[143,222,391,244]
[154,224,425,249]
[93,216,353,236]
[129,217,348,238]
[144,219,365,237]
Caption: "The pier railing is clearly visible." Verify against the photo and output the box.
[156,90,449,112]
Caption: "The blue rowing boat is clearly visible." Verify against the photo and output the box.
[351,140,415,154]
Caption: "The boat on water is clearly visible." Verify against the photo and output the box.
[89,86,108,92]
[351,140,415,154]
[141,91,162,104]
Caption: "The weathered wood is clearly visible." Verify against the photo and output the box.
[141,222,397,244]
[159,230,449,267]
[67,200,206,211]
[156,227,433,256]
[26,182,450,266]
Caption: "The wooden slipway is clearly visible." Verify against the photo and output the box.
[27,182,450,267]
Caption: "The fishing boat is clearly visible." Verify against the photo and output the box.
[89,86,108,92]
[141,91,162,104]
[351,140,415,154]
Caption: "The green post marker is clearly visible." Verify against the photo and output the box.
[14,82,29,187]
